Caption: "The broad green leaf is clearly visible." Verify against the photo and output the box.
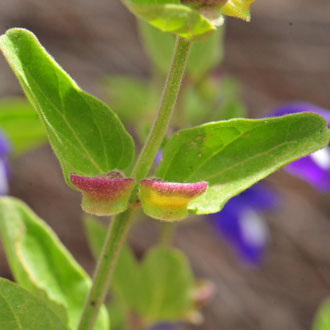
[0,28,134,186]
[0,98,47,155]
[138,247,194,323]
[113,246,195,325]
[123,1,216,41]
[0,197,109,330]
[84,217,195,325]
[139,21,224,79]
[156,113,330,214]
[313,298,330,330]
[0,278,68,330]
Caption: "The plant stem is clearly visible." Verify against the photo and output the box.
[78,207,137,330]
[131,36,192,181]
[159,222,176,246]
[77,36,191,330]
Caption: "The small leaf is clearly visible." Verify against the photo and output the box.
[123,0,216,41]
[112,246,196,325]
[313,298,330,330]
[83,218,196,326]
[139,21,224,79]
[0,97,47,155]
[0,197,109,330]
[0,278,68,330]
[138,247,194,323]
[0,28,134,186]
[156,113,330,214]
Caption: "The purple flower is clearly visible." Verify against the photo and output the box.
[210,183,278,264]
[148,323,179,330]
[269,103,330,191]
[154,150,163,166]
[0,130,10,195]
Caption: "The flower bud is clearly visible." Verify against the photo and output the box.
[139,179,208,221]
[70,171,135,216]
[221,0,255,21]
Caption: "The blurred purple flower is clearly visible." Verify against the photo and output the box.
[210,183,278,264]
[0,130,10,195]
[269,103,330,191]
[148,323,179,330]
[154,150,163,166]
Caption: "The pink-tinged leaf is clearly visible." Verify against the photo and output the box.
[139,179,208,221]
[70,171,135,216]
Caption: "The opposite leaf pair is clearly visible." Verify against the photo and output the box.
[2,29,329,222]
[70,172,208,221]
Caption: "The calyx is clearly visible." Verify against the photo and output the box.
[70,171,135,216]
[139,179,208,221]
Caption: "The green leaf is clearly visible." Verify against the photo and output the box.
[137,247,194,323]
[113,246,195,325]
[0,278,68,330]
[139,21,224,79]
[0,197,109,330]
[83,217,195,325]
[123,0,216,41]
[313,298,330,330]
[0,28,134,186]
[156,113,330,214]
[0,98,47,155]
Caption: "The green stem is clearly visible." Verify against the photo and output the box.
[159,222,176,246]
[131,36,192,181]
[77,207,137,330]
[77,36,191,330]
